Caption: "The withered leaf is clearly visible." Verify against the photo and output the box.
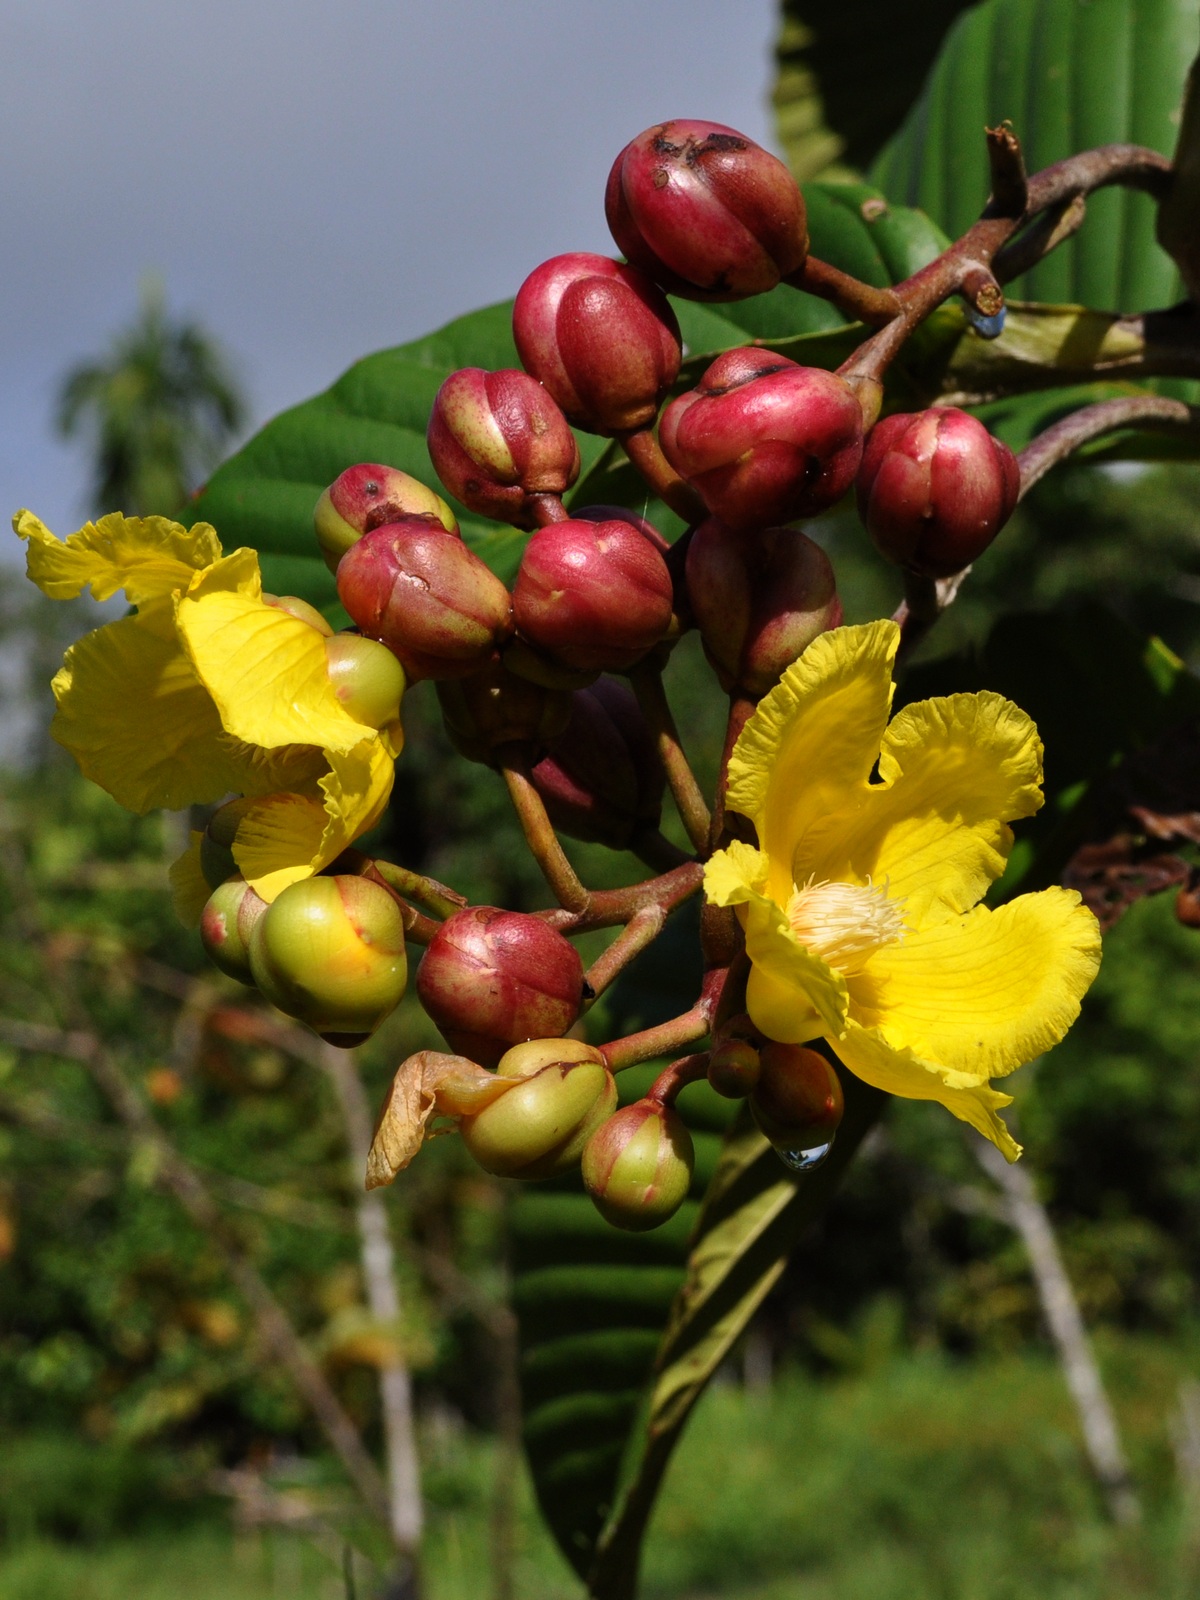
[365,1050,511,1189]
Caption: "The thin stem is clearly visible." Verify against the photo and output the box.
[617,427,706,523]
[786,255,901,326]
[539,859,704,935]
[1017,394,1198,495]
[370,859,466,922]
[629,664,711,854]
[600,1004,711,1072]
[529,493,570,526]
[646,1051,710,1106]
[499,749,590,914]
[583,904,667,1003]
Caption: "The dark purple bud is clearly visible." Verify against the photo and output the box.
[435,658,571,766]
[529,678,664,848]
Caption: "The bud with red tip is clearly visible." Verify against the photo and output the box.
[857,407,1021,578]
[750,1043,844,1163]
[582,1099,694,1230]
[513,519,673,673]
[530,678,664,849]
[248,875,409,1046]
[707,1036,761,1099]
[660,350,864,530]
[324,634,406,731]
[336,518,513,681]
[605,120,808,301]
[314,464,457,574]
[427,368,581,528]
[459,1039,616,1179]
[200,875,267,984]
[686,518,841,696]
[416,906,584,1066]
[512,253,682,433]
[436,659,571,766]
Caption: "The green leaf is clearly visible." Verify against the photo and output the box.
[870,0,1200,311]
[774,1,977,181]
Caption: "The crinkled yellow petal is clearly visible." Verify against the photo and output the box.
[232,739,396,902]
[15,509,222,604]
[865,887,1101,1082]
[169,834,212,928]
[705,841,847,1041]
[49,605,249,813]
[830,1019,1022,1161]
[183,545,262,601]
[806,692,1045,926]
[725,621,899,905]
[176,587,368,755]
[221,739,330,800]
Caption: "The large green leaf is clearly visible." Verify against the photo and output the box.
[870,0,1199,311]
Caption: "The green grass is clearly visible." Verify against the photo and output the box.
[5,1338,1200,1599]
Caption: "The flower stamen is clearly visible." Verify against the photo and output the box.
[786,875,907,974]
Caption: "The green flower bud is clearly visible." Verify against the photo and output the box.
[582,1099,694,1231]
[200,875,267,984]
[248,875,408,1045]
[324,633,406,730]
[459,1041,615,1179]
[263,593,334,634]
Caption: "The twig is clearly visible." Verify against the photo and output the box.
[582,904,667,1003]
[1016,394,1198,496]
[616,428,706,524]
[499,751,590,913]
[629,664,711,854]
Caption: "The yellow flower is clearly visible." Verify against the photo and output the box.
[704,620,1101,1160]
[15,509,401,905]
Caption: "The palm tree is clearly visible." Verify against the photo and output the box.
[56,277,247,518]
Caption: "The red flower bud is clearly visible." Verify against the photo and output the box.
[435,659,571,766]
[416,906,584,1066]
[857,408,1021,578]
[512,253,682,433]
[582,1099,694,1230]
[685,518,841,695]
[248,875,409,1046]
[314,463,457,574]
[750,1043,844,1168]
[660,350,863,530]
[200,875,267,985]
[706,1037,761,1099]
[605,120,808,301]
[336,518,513,682]
[512,518,673,672]
[459,1039,616,1179]
[529,678,664,848]
[427,368,581,529]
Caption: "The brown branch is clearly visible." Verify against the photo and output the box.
[499,750,590,913]
[1017,394,1198,495]
[537,859,704,935]
[582,904,667,1002]
[616,428,706,524]
[786,255,901,327]
[629,664,711,854]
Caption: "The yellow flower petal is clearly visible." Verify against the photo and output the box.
[169,834,212,928]
[830,1019,1022,1161]
[865,887,1101,1082]
[15,509,222,604]
[706,841,847,1041]
[233,740,396,902]
[726,621,899,904]
[50,605,249,813]
[808,692,1045,926]
[176,587,369,755]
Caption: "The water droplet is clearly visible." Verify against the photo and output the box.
[965,304,1007,341]
[777,1139,833,1173]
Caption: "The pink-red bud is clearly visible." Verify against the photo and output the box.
[427,368,581,528]
[512,519,673,673]
[529,678,663,849]
[605,120,808,301]
[336,518,513,682]
[582,1099,694,1230]
[750,1043,844,1157]
[707,1037,761,1099]
[416,907,584,1066]
[857,408,1021,578]
[512,253,682,433]
[660,350,863,530]
[314,464,457,574]
[685,518,841,695]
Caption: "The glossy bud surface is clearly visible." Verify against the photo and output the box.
[337,518,513,681]
[416,907,584,1066]
[685,518,841,695]
[660,350,863,530]
[315,464,458,574]
[460,1042,616,1179]
[857,407,1021,577]
[750,1043,844,1152]
[427,368,581,528]
[707,1038,762,1099]
[200,876,267,985]
[605,120,808,300]
[582,1099,694,1230]
[513,519,673,672]
[513,252,681,433]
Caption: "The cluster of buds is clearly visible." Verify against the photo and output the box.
[178,114,1035,1232]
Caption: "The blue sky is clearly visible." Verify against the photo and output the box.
[1,0,778,555]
